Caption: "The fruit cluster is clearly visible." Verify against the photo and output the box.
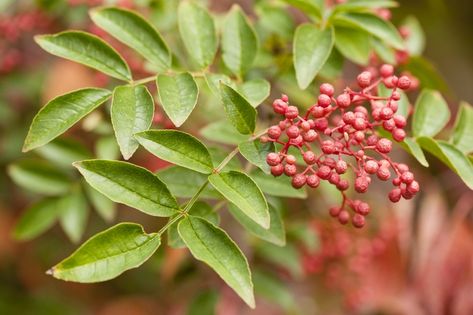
[260,65,419,228]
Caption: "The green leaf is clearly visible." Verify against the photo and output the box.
[371,37,396,64]
[319,48,344,79]
[451,101,473,154]
[412,89,450,137]
[229,203,285,246]
[187,289,219,315]
[111,85,154,160]
[74,160,179,217]
[334,12,404,50]
[35,31,131,81]
[157,72,199,127]
[36,138,92,167]
[250,170,307,199]
[158,166,221,199]
[403,57,448,92]
[84,182,116,222]
[48,223,161,282]
[178,216,255,308]
[334,0,398,12]
[401,15,425,56]
[238,140,274,174]
[208,171,269,228]
[204,73,235,96]
[417,138,473,189]
[219,83,256,135]
[59,187,89,243]
[135,130,214,174]
[95,135,120,160]
[378,83,409,118]
[222,5,258,76]
[13,198,61,241]
[168,201,219,248]
[178,1,217,69]
[281,0,322,19]
[237,79,270,107]
[256,242,302,278]
[90,7,170,70]
[293,24,334,89]
[403,137,429,167]
[209,147,242,172]
[8,160,70,195]
[23,88,111,152]
[334,26,370,65]
[253,271,295,311]
[201,120,247,145]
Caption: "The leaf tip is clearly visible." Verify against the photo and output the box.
[45,267,56,276]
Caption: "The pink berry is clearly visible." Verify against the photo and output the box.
[389,188,402,202]
[380,64,394,78]
[271,164,284,176]
[353,117,367,130]
[307,174,320,188]
[355,176,370,193]
[286,125,300,138]
[303,129,318,142]
[335,160,348,174]
[272,99,287,114]
[400,171,414,184]
[392,128,406,142]
[384,77,395,88]
[393,115,407,128]
[407,180,420,194]
[364,160,379,174]
[380,107,394,120]
[328,173,340,185]
[281,94,289,102]
[291,135,303,146]
[397,76,411,90]
[397,163,409,173]
[284,164,297,176]
[337,93,351,107]
[329,206,341,217]
[286,155,296,164]
[366,135,378,146]
[377,167,391,181]
[376,138,392,153]
[392,91,401,101]
[268,125,282,139]
[338,210,350,225]
[318,94,332,108]
[383,119,396,131]
[285,106,299,119]
[317,165,332,179]
[292,174,306,189]
[303,151,317,165]
[320,83,335,96]
[357,71,372,88]
[266,152,281,166]
[300,121,311,131]
[311,105,325,118]
[322,140,336,154]
[343,112,356,124]
[314,118,328,131]
[337,179,349,191]
[354,131,365,142]
[356,202,370,216]
[352,214,365,228]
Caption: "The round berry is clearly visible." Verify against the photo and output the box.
[286,155,296,164]
[320,83,335,96]
[329,173,340,185]
[281,94,289,102]
[393,115,406,128]
[376,138,392,153]
[353,117,367,130]
[356,202,370,216]
[314,118,329,131]
[389,188,402,202]
[392,91,401,101]
[366,135,378,146]
[286,125,300,138]
[397,76,411,90]
[300,121,311,131]
[322,140,336,154]
[364,160,379,174]
[380,107,394,120]
[266,152,281,166]
[303,129,318,142]
[400,171,414,184]
[392,177,401,186]
[284,164,297,176]
[338,210,350,225]
[278,120,288,130]
[307,174,320,188]
[291,135,303,146]
[342,112,356,125]
[336,179,349,191]
[384,77,396,88]
[292,174,306,189]
[271,164,284,176]
[407,180,420,194]
[352,214,365,228]
[389,101,399,113]
[303,151,317,165]
[337,93,351,108]
[380,64,394,78]
[335,160,348,174]
[354,131,365,142]
[260,136,269,143]
[272,99,288,114]
[355,176,369,193]
[318,94,332,108]
[383,119,396,131]
[329,206,341,217]
[356,149,365,158]
[392,128,406,142]
[268,125,282,139]
[317,165,332,179]
[357,71,372,88]
[285,106,299,119]
[311,105,325,118]
[397,163,409,173]
[377,167,391,181]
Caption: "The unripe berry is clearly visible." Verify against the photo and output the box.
[284,164,297,176]
[343,112,356,124]
[389,101,399,113]
[366,135,378,146]
[307,174,320,188]
[285,106,299,119]
[271,164,284,176]
[335,160,348,174]
[356,202,370,216]
[377,167,391,181]
[329,173,340,185]
[317,165,332,179]
[376,138,392,153]
[320,83,335,96]
[336,93,351,107]
[300,121,311,131]
[357,71,372,88]
[337,179,349,191]
[278,120,288,130]
[384,77,396,88]
[380,64,394,78]
[260,136,269,143]
[372,108,381,121]
[307,119,316,129]
[355,176,369,193]
[356,149,365,158]
[322,140,336,154]
[392,128,406,142]
[329,206,341,217]
[314,118,328,131]
[397,76,411,90]
[401,187,414,199]
[266,152,281,166]
[291,135,303,146]
[281,94,289,102]
[379,159,390,168]
[268,125,282,139]
[286,155,296,164]
[389,188,402,202]
[338,210,350,225]
[407,180,420,194]
[323,158,336,168]
[292,174,306,189]
[364,160,379,174]
[397,163,409,173]
[380,107,394,120]
[391,76,399,86]
[311,105,325,118]
[353,117,367,130]
[383,119,396,131]
[393,115,406,128]
[286,125,300,138]
[354,131,365,142]
[392,91,401,101]
[318,94,332,108]
[303,151,317,164]
[303,129,318,142]
[352,214,365,228]
[272,99,287,114]
[400,171,414,184]
[392,177,401,186]
[354,111,366,119]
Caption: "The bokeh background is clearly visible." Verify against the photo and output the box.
[1,0,472,314]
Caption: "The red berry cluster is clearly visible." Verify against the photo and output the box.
[261,65,420,228]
